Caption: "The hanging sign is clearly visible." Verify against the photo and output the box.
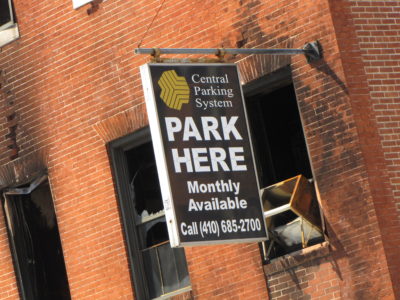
[140,63,267,247]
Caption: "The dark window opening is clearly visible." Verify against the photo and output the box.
[0,0,14,29]
[244,70,324,262]
[2,176,71,300]
[246,83,312,187]
[126,142,165,221]
[109,128,191,300]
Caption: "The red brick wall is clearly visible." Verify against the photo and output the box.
[0,0,398,299]
[264,243,342,299]
[327,0,400,297]
[349,5,400,292]
[350,1,400,203]
[186,244,268,299]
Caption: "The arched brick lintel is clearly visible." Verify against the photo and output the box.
[92,103,149,143]
[0,149,48,189]
[236,52,291,85]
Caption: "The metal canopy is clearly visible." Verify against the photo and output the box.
[135,41,322,63]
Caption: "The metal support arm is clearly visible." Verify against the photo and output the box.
[134,41,322,63]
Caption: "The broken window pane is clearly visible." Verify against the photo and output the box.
[122,137,190,299]
[126,143,164,221]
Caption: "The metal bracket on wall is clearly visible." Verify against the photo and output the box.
[134,41,322,63]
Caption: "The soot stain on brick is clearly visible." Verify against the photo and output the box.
[226,0,292,80]
[232,0,278,48]
[300,99,376,299]
[295,64,355,183]
[266,254,336,299]
[0,70,20,161]
[227,3,372,299]
[87,0,104,15]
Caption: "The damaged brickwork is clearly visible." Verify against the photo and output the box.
[0,71,19,161]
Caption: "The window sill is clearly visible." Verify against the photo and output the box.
[73,0,108,9]
[152,286,192,300]
[0,24,19,48]
[73,0,92,9]
[263,241,330,276]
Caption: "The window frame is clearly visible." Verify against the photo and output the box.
[0,0,14,31]
[2,173,71,300]
[0,0,19,47]
[108,128,149,299]
[243,66,325,262]
[107,127,191,300]
[1,176,48,300]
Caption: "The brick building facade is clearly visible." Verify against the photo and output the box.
[0,0,399,299]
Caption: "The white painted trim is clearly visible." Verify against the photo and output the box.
[0,24,19,48]
[72,0,92,9]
